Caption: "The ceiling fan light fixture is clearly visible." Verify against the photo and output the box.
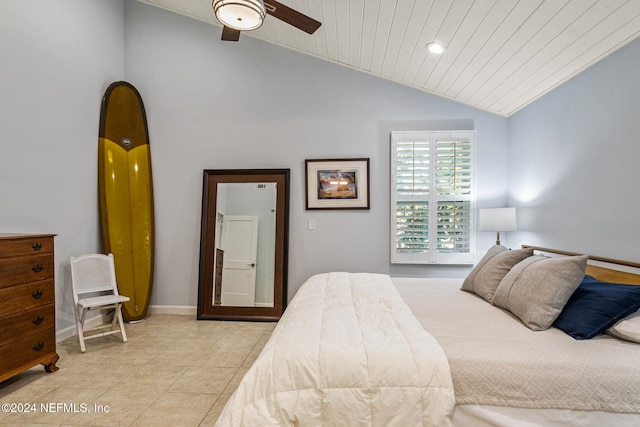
[213,0,266,31]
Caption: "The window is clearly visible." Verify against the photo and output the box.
[391,131,475,264]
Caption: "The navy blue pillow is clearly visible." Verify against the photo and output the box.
[553,275,640,340]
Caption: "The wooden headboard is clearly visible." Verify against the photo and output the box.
[522,245,640,285]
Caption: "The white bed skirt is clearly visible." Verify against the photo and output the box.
[453,404,640,427]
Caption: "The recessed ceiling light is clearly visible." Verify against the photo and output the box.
[426,43,445,54]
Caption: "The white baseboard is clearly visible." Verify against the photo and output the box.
[254,302,273,308]
[56,315,106,343]
[148,305,197,316]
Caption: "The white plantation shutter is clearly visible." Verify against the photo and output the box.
[391,131,475,264]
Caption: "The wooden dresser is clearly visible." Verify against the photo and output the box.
[0,234,59,383]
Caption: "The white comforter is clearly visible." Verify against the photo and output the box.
[215,272,455,426]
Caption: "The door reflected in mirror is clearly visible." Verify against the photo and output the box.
[198,169,289,321]
[214,182,276,308]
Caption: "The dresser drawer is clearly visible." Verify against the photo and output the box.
[0,305,55,348]
[0,235,54,258]
[0,253,54,289]
[0,280,54,318]
[0,329,56,373]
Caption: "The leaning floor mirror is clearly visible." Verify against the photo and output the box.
[197,169,290,321]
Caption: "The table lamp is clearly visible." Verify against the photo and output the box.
[479,207,517,246]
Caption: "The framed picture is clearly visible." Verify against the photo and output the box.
[305,158,370,210]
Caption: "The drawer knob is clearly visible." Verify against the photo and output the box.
[32,342,44,352]
[32,290,44,299]
[32,264,44,273]
[32,242,43,251]
[32,316,44,325]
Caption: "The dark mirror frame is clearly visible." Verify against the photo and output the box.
[197,169,290,321]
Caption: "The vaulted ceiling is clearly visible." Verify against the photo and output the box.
[135,0,640,116]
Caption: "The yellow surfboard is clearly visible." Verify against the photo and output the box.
[98,81,154,322]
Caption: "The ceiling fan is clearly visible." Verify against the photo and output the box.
[213,0,322,42]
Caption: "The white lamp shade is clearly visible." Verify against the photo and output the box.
[213,0,266,31]
[479,207,517,232]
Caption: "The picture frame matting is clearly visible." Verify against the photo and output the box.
[305,158,370,210]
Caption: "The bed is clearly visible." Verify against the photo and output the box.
[215,247,640,426]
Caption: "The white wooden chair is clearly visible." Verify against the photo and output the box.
[70,253,129,352]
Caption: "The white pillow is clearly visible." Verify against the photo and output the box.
[607,309,640,343]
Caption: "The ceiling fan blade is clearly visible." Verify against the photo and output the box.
[264,0,321,35]
[221,26,241,41]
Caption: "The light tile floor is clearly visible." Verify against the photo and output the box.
[0,314,274,426]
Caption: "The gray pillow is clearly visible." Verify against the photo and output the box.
[493,255,588,331]
[461,245,534,302]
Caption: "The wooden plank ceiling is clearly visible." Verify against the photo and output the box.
[135,0,640,117]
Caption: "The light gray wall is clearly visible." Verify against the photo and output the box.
[0,0,124,333]
[0,0,509,337]
[3,0,636,334]
[508,37,640,262]
[123,0,509,306]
